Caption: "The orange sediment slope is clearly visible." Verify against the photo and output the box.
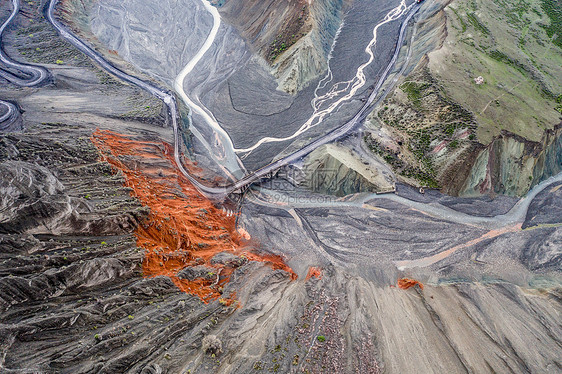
[91,129,295,302]
[305,267,322,280]
[397,278,423,290]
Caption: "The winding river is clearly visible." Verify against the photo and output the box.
[1,0,560,270]
[172,0,244,178]
[235,0,411,155]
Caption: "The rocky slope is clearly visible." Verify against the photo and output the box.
[301,143,395,196]
[460,124,562,196]
[2,130,561,373]
[0,1,561,373]
[365,0,562,196]
[216,0,345,93]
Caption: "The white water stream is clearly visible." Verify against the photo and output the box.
[235,0,410,154]
[173,0,243,177]
[173,0,412,169]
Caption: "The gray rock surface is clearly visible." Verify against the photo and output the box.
[524,181,562,229]
[210,252,247,267]
[177,265,216,281]
[0,1,560,373]
[302,144,395,196]
[0,160,68,234]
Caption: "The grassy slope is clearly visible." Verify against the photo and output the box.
[428,0,562,144]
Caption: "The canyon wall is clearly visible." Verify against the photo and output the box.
[460,124,562,196]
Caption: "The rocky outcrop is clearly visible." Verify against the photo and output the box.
[217,0,345,93]
[177,265,217,281]
[460,124,562,196]
[367,0,562,197]
[367,63,479,191]
[0,133,146,236]
[272,0,345,93]
[0,160,71,234]
[301,144,394,196]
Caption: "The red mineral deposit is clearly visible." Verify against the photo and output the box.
[397,278,424,290]
[92,129,295,303]
[305,267,323,280]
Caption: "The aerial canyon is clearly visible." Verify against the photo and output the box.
[0,0,561,373]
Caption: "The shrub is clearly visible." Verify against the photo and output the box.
[202,335,222,355]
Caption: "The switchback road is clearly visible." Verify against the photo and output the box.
[42,0,421,200]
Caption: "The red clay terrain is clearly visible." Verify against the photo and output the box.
[305,266,323,280]
[91,129,295,303]
[397,278,424,290]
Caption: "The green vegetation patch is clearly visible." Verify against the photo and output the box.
[556,94,562,113]
[495,0,533,27]
[436,0,561,144]
[540,0,562,48]
[267,5,310,62]
[466,12,490,35]
[399,81,431,109]
[486,50,528,75]
[449,6,468,33]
